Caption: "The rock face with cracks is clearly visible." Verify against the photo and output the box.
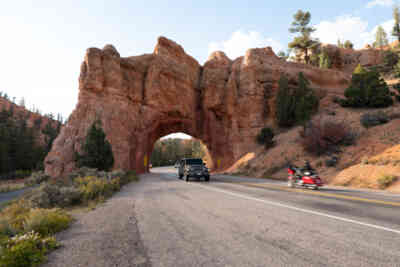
[45,37,350,177]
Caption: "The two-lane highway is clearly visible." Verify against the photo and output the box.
[139,166,400,266]
[45,166,400,267]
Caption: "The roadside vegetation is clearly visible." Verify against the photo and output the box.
[0,120,139,266]
[0,168,138,266]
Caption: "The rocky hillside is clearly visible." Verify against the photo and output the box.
[0,96,61,145]
[0,96,62,178]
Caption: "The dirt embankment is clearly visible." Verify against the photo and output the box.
[224,96,400,192]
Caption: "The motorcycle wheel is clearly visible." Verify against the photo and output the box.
[288,180,294,188]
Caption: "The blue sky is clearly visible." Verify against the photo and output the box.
[0,0,398,125]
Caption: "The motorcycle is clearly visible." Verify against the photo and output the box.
[287,165,323,190]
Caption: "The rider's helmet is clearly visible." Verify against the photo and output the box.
[304,160,311,169]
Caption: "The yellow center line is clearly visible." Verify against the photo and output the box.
[220,181,400,207]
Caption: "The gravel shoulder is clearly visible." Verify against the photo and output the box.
[43,181,151,267]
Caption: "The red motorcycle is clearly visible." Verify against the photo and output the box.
[287,165,323,190]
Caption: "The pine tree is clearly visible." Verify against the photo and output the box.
[275,73,319,127]
[374,26,389,48]
[319,51,331,69]
[337,39,344,48]
[288,10,319,64]
[76,121,114,171]
[393,6,400,42]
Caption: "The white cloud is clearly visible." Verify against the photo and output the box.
[366,0,394,8]
[208,30,283,60]
[314,16,395,49]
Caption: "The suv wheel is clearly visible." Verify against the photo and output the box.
[179,174,183,179]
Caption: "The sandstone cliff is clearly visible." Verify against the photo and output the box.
[45,37,350,177]
[316,43,385,74]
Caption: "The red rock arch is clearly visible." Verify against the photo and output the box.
[44,37,350,177]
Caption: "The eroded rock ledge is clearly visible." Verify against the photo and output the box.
[45,36,350,177]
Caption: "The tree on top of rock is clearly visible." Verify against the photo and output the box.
[374,26,389,48]
[393,6,400,42]
[288,10,319,65]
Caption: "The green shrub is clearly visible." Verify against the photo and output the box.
[23,209,72,236]
[275,73,319,127]
[76,121,114,171]
[377,175,398,189]
[256,127,275,148]
[360,111,390,128]
[75,176,115,202]
[0,231,59,267]
[339,69,393,108]
[0,200,32,233]
[29,184,81,208]
[25,172,50,187]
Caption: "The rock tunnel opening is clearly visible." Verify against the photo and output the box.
[149,132,213,172]
[138,119,215,174]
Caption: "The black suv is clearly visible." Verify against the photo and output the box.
[176,158,210,182]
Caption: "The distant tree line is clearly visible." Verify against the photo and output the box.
[0,91,65,124]
[0,106,62,180]
[150,138,207,167]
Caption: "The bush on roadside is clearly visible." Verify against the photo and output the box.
[0,231,59,267]
[0,200,32,233]
[119,170,137,185]
[300,120,355,155]
[377,175,398,189]
[360,111,390,128]
[23,209,72,236]
[24,172,50,187]
[75,176,116,202]
[29,184,81,209]
[256,127,275,149]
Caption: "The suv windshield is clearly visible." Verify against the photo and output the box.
[185,158,203,165]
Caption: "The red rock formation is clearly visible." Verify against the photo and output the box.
[318,44,385,73]
[45,37,350,177]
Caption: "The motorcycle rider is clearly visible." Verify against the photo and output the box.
[303,160,313,171]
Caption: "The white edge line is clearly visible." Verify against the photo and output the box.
[194,182,400,235]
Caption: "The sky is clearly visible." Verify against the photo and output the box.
[1,0,399,139]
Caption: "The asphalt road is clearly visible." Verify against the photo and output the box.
[0,186,33,206]
[137,166,400,267]
[44,166,400,267]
